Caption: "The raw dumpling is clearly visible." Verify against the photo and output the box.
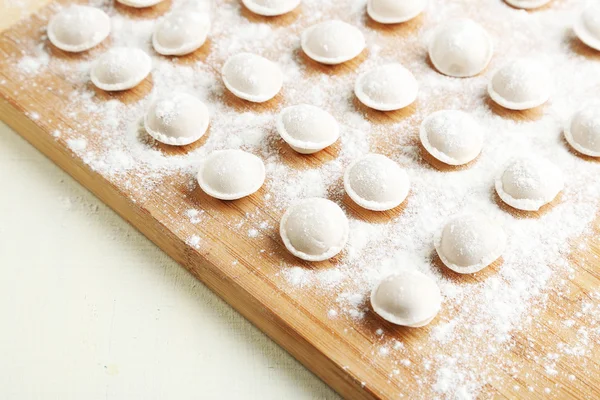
[505,0,550,9]
[152,11,210,56]
[344,154,410,211]
[354,63,418,111]
[222,53,283,103]
[488,59,551,110]
[564,104,600,157]
[435,214,506,274]
[90,47,152,91]
[495,156,564,211]
[419,110,483,166]
[47,5,110,53]
[301,20,365,65]
[428,19,493,78]
[241,0,301,16]
[371,270,441,327]
[280,198,349,261]
[367,0,427,24]
[144,92,210,146]
[574,4,600,52]
[197,150,266,200]
[116,0,163,8]
[276,104,339,154]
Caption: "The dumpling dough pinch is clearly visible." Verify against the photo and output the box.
[301,20,365,65]
[144,92,209,146]
[495,156,564,211]
[367,0,427,24]
[241,0,301,16]
[488,59,551,111]
[435,214,506,274]
[419,110,483,166]
[276,104,339,154]
[280,198,349,262]
[47,5,110,53]
[197,150,266,200]
[574,4,600,51]
[428,19,493,78]
[344,154,410,211]
[370,270,441,327]
[222,53,283,103]
[90,47,152,91]
[354,63,418,111]
[505,0,551,9]
[116,0,162,9]
[152,11,210,56]
[564,104,600,157]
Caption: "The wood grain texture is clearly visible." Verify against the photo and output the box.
[1,1,600,399]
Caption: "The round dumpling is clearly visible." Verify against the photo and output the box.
[505,0,551,9]
[276,104,339,154]
[435,214,506,274]
[241,0,301,16]
[419,110,483,166]
[116,0,163,8]
[495,156,564,211]
[488,59,551,110]
[144,92,210,146]
[367,0,427,24]
[564,104,600,157]
[280,198,349,262]
[221,53,283,103]
[197,150,266,200]
[344,154,410,211]
[47,5,110,53]
[354,63,418,111]
[301,20,365,65]
[574,4,600,52]
[90,47,152,91]
[428,19,493,78]
[370,270,441,327]
[152,11,210,56]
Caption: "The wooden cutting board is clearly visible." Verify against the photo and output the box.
[2,1,600,399]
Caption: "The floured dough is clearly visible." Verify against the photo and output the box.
[47,5,110,53]
[197,150,266,200]
[144,92,210,146]
[153,11,210,56]
[371,270,441,327]
[301,20,365,65]
[564,104,600,157]
[367,0,427,24]
[280,198,349,261]
[90,47,152,91]
[354,63,418,111]
[488,59,551,110]
[435,214,506,274]
[574,3,600,52]
[344,154,410,211]
[116,0,163,8]
[222,52,283,103]
[505,0,551,9]
[241,0,301,16]
[276,104,339,154]
[428,19,493,78]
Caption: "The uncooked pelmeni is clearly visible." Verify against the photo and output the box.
[428,19,493,78]
[354,64,418,111]
[47,5,110,53]
[344,154,410,211]
[276,104,339,154]
[419,110,483,166]
[280,198,349,262]
[435,214,506,274]
[301,20,365,65]
[116,0,162,8]
[241,0,301,16]
[90,47,152,91]
[488,59,551,110]
[222,53,283,103]
[574,4,600,51]
[152,11,210,56]
[564,104,600,157]
[144,92,209,146]
[495,156,564,211]
[505,0,550,9]
[197,150,266,200]
[370,270,441,327]
[367,0,427,24]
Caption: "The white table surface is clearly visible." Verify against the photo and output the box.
[0,121,339,399]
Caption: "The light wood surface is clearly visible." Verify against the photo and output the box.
[2,1,600,399]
